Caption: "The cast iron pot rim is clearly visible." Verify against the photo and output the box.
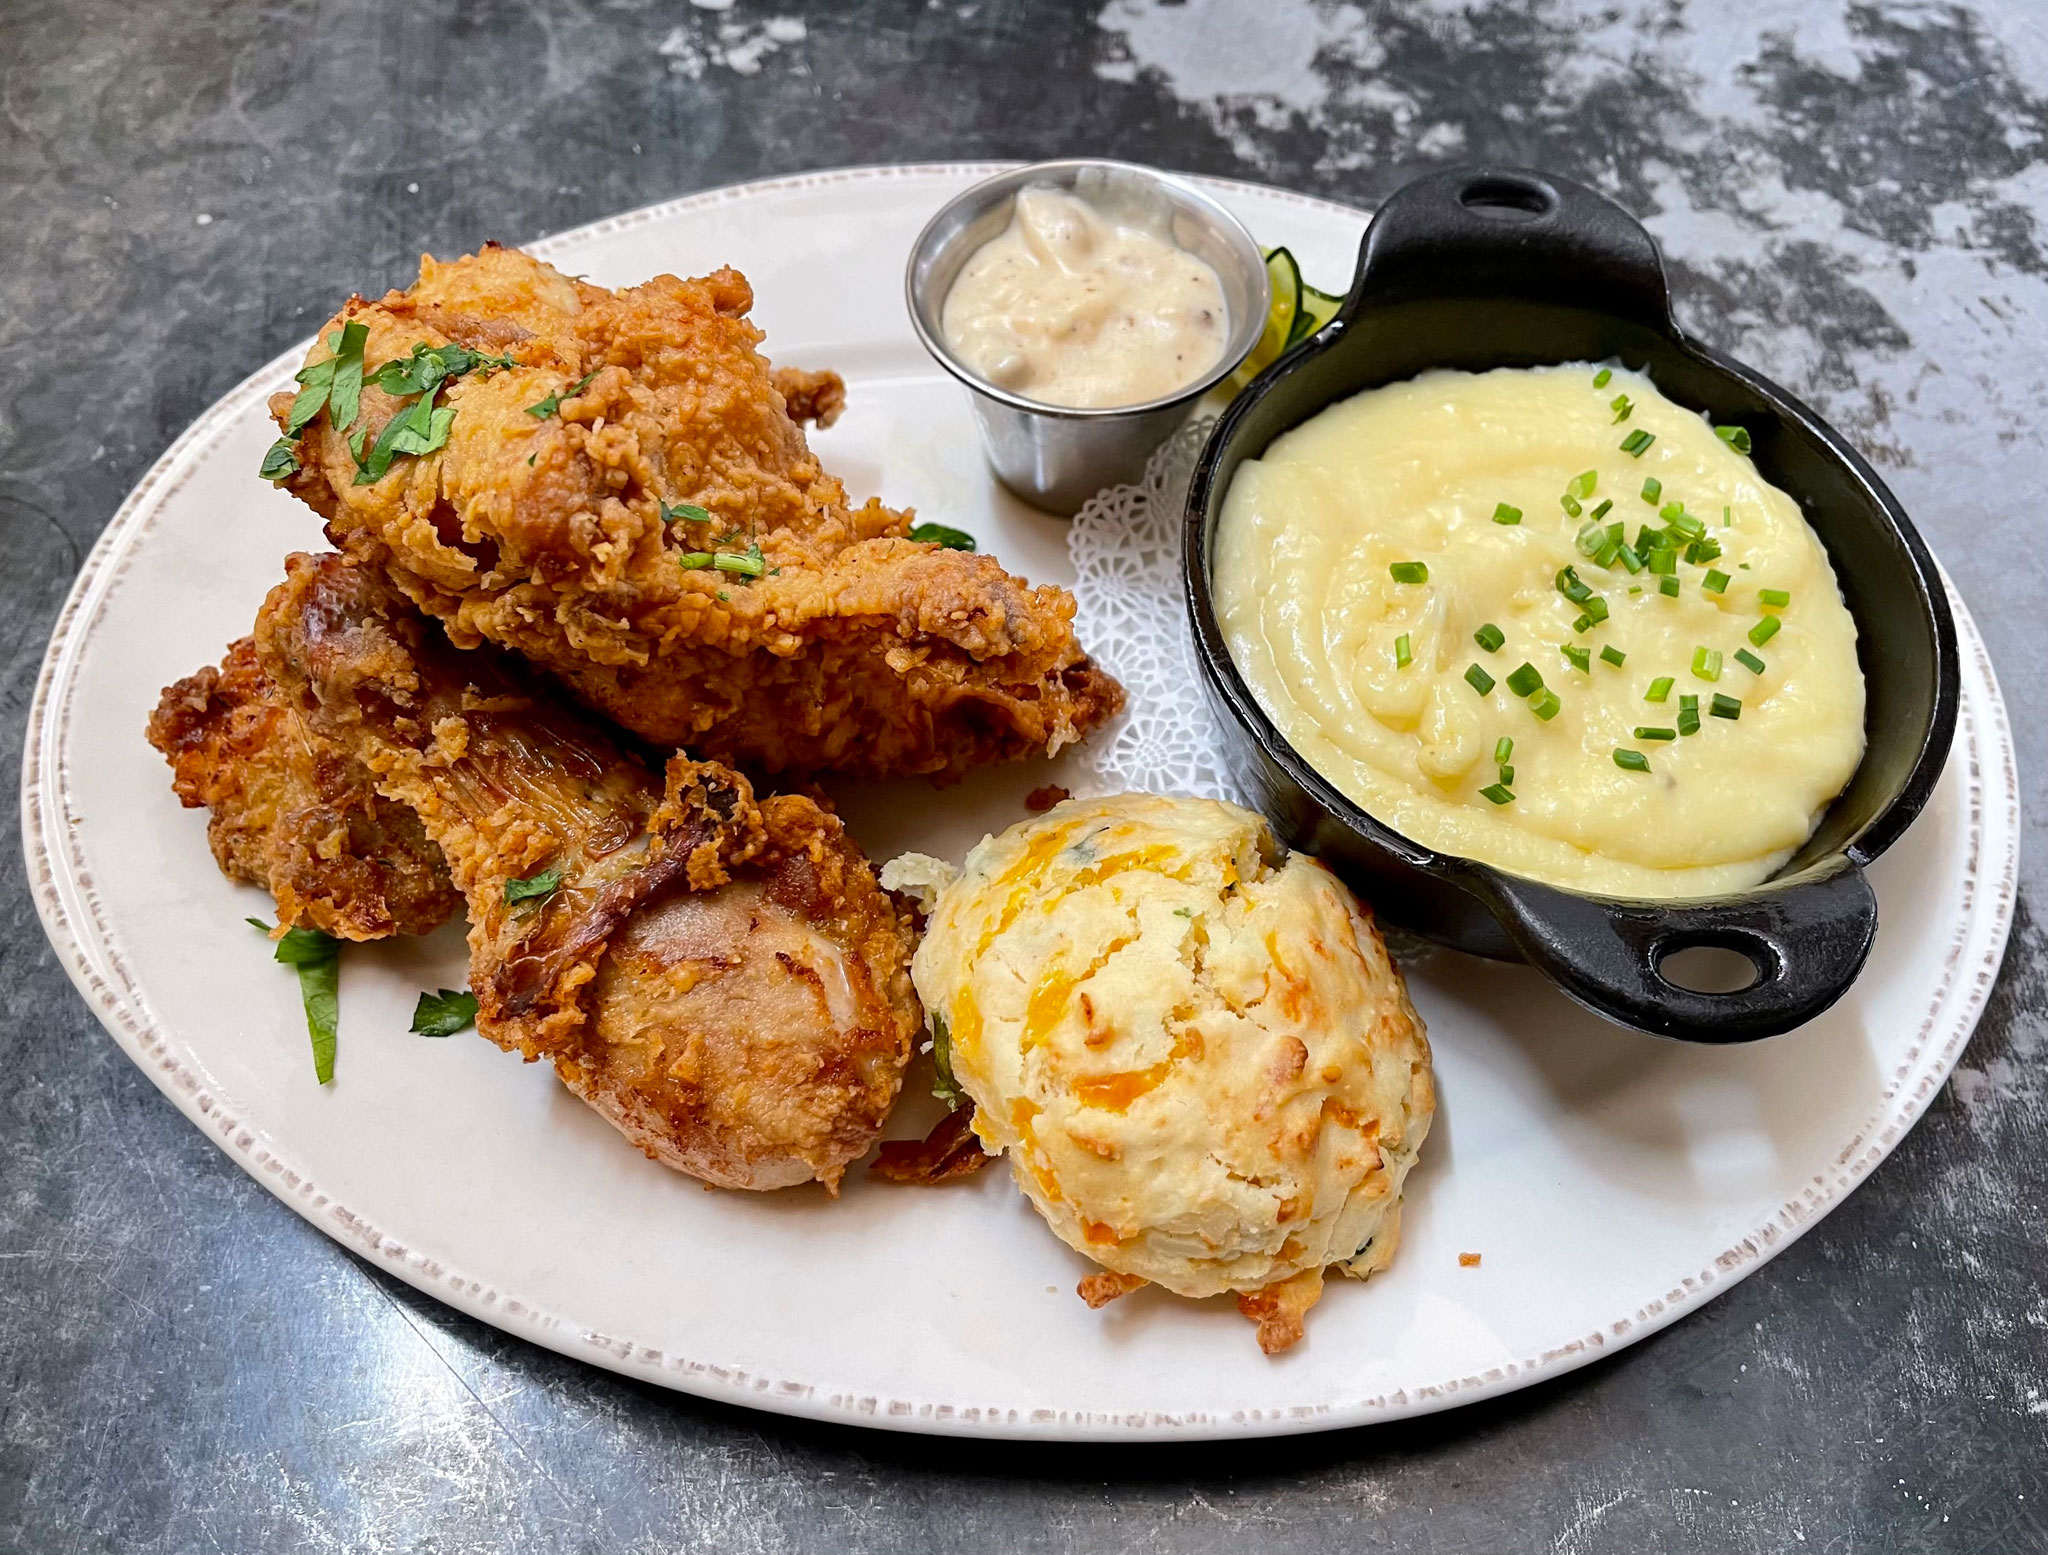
[1182,318,1959,915]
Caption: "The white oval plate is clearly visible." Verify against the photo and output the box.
[24,165,2018,1440]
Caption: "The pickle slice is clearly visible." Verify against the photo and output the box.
[1231,247,1302,390]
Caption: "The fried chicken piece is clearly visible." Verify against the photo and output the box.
[255,551,922,1190]
[769,365,845,429]
[270,245,1122,780]
[868,1105,991,1185]
[146,636,460,940]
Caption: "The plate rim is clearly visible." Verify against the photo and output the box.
[20,161,2023,1440]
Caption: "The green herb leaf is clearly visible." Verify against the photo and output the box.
[259,437,301,481]
[662,500,714,525]
[1611,395,1633,423]
[1493,736,1514,766]
[714,544,767,578]
[285,357,338,435]
[525,370,598,419]
[325,320,369,438]
[273,924,342,966]
[910,522,978,551]
[1567,469,1598,501]
[371,342,517,397]
[503,865,564,908]
[930,1013,965,1109]
[1702,570,1732,595]
[353,392,455,485]
[1659,575,1681,598]
[410,988,479,1038]
[253,919,341,1083]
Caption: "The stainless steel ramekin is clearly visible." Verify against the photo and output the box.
[905,160,1270,515]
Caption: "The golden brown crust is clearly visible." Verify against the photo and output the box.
[869,1106,992,1185]
[145,637,460,940]
[769,364,846,429]
[1235,1266,1326,1355]
[253,551,921,1190]
[271,245,1122,780]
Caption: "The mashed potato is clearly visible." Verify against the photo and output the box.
[898,793,1433,1348]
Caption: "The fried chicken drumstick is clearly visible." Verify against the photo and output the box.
[254,551,922,1190]
[147,637,461,940]
[269,245,1122,780]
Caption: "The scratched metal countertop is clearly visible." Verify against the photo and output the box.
[2,1,2043,1549]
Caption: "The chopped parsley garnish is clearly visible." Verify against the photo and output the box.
[1389,561,1429,584]
[525,370,598,419]
[1620,429,1655,457]
[1492,503,1522,526]
[662,500,714,525]
[410,988,479,1038]
[1613,748,1651,772]
[1716,425,1753,455]
[910,522,978,551]
[503,866,564,908]
[285,321,368,437]
[1474,622,1505,653]
[249,917,340,1085]
[1464,663,1495,696]
[370,342,516,397]
[259,438,301,482]
[354,392,454,485]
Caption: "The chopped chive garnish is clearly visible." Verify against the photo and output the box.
[1659,575,1681,598]
[1557,566,1594,604]
[1529,689,1562,721]
[1390,561,1429,584]
[1658,501,1684,522]
[1395,633,1413,668]
[1582,596,1610,624]
[714,548,767,578]
[1678,694,1701,735]
[1611,394,1633,423]
[1499,764,1515,786]
[1567,470,1598,501]
[1685,536,1722,564]
[1700,570,1729,595]
[1629,584,1645,594]
[1620,429,1655,457]
[1749,615,1782,646]
[1614,748,1651,772]
[1645,676,1674,703]
[1600,644,1627,667]
[1735,648,1767,675]
[1692,647,1723,681]
[1594,537,1623,568]
[1575,519,1607,556]
[1480,783,1516,805]
[1759,588,1791,608]
[1711,693,1743,720]
[1464,663,1496,695]
[1474,622,1506,652]
[1640,477,1662,504]
[1506,663,1544,697]
[1647,550,1678,579]
[1493,736,1514,766]
[1617,544,1644,574]
[1593,368,1613,388]
[1562,493,1583,518]
[1573,614,1595,633]
[1492,502,1522,525]
[1722,506,1732,526]
[1667,511,1706,541]
[1562,644,1591,673]
[1590,498,1613,521]
[1634,726,1677,741]
[1716,424,1753,455]
[678,551,714,569]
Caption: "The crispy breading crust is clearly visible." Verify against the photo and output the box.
[271,245,1122,780]
[146,637,461,940]
[255,551,922,1190]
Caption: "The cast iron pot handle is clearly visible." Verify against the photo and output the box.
[1471,859,1879,1042]
[1349,165,1673,331]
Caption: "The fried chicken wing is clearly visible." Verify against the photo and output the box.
[146,636,460,940]
[254,551,921,1190]
[270,245,1122,780]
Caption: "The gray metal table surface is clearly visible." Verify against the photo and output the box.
[3,1,2043,1550]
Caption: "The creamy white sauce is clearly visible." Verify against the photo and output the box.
[1215,364,1867,900]
[941,185,1229,409]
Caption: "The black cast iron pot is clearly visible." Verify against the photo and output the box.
[1184,167,1958,1042]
